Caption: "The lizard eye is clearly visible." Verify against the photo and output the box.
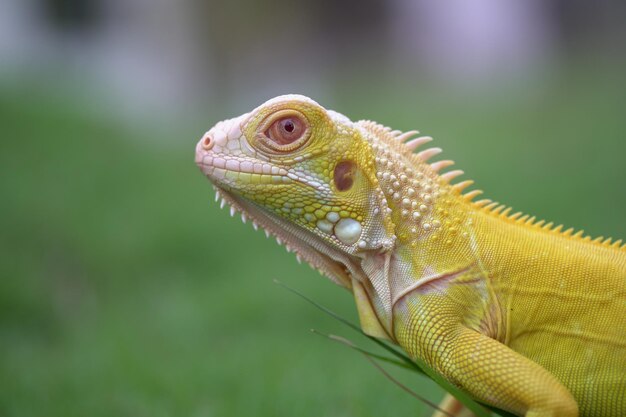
[265,116,306,145]
[254,109,312,154]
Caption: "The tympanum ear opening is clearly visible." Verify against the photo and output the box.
[334,160,356,192]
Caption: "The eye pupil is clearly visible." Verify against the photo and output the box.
[283,120,295,133]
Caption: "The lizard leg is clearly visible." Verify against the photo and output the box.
[395,300,579,417]
[431,393,475,417]
[424,326,577,417]
[443,326,578,417]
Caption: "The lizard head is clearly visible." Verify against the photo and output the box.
[196,95,477,337]
[195,95,396,288]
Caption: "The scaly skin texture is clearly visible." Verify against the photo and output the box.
[195,95,626,417]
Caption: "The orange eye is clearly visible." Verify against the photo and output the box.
[265,116,306,145]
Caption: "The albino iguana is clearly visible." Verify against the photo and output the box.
[194,95,626,417]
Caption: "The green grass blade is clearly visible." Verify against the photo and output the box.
[310,329,413,370]
[274,280,425,375]
[276,280,518,417]
[312,330,451,416]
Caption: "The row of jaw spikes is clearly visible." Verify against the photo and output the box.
[212,186,354,279]
[213,187,303,264]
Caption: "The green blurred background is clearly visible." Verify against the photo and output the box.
[1,1,625,416]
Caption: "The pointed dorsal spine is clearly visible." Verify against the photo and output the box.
[362,122,626,251]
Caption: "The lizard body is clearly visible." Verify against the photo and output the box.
[195,95,626,417]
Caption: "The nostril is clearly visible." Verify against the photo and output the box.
[202,134,214,150]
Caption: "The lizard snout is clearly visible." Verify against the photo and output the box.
[195,132,214,168]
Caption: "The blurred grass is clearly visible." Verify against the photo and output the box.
[0,86,442,417]
[0,65,625,417]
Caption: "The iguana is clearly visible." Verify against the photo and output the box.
[194,94,626,417]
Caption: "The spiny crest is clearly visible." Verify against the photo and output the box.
[474,198,626,251]
[361,122,625,252]
[359,121,484,201]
